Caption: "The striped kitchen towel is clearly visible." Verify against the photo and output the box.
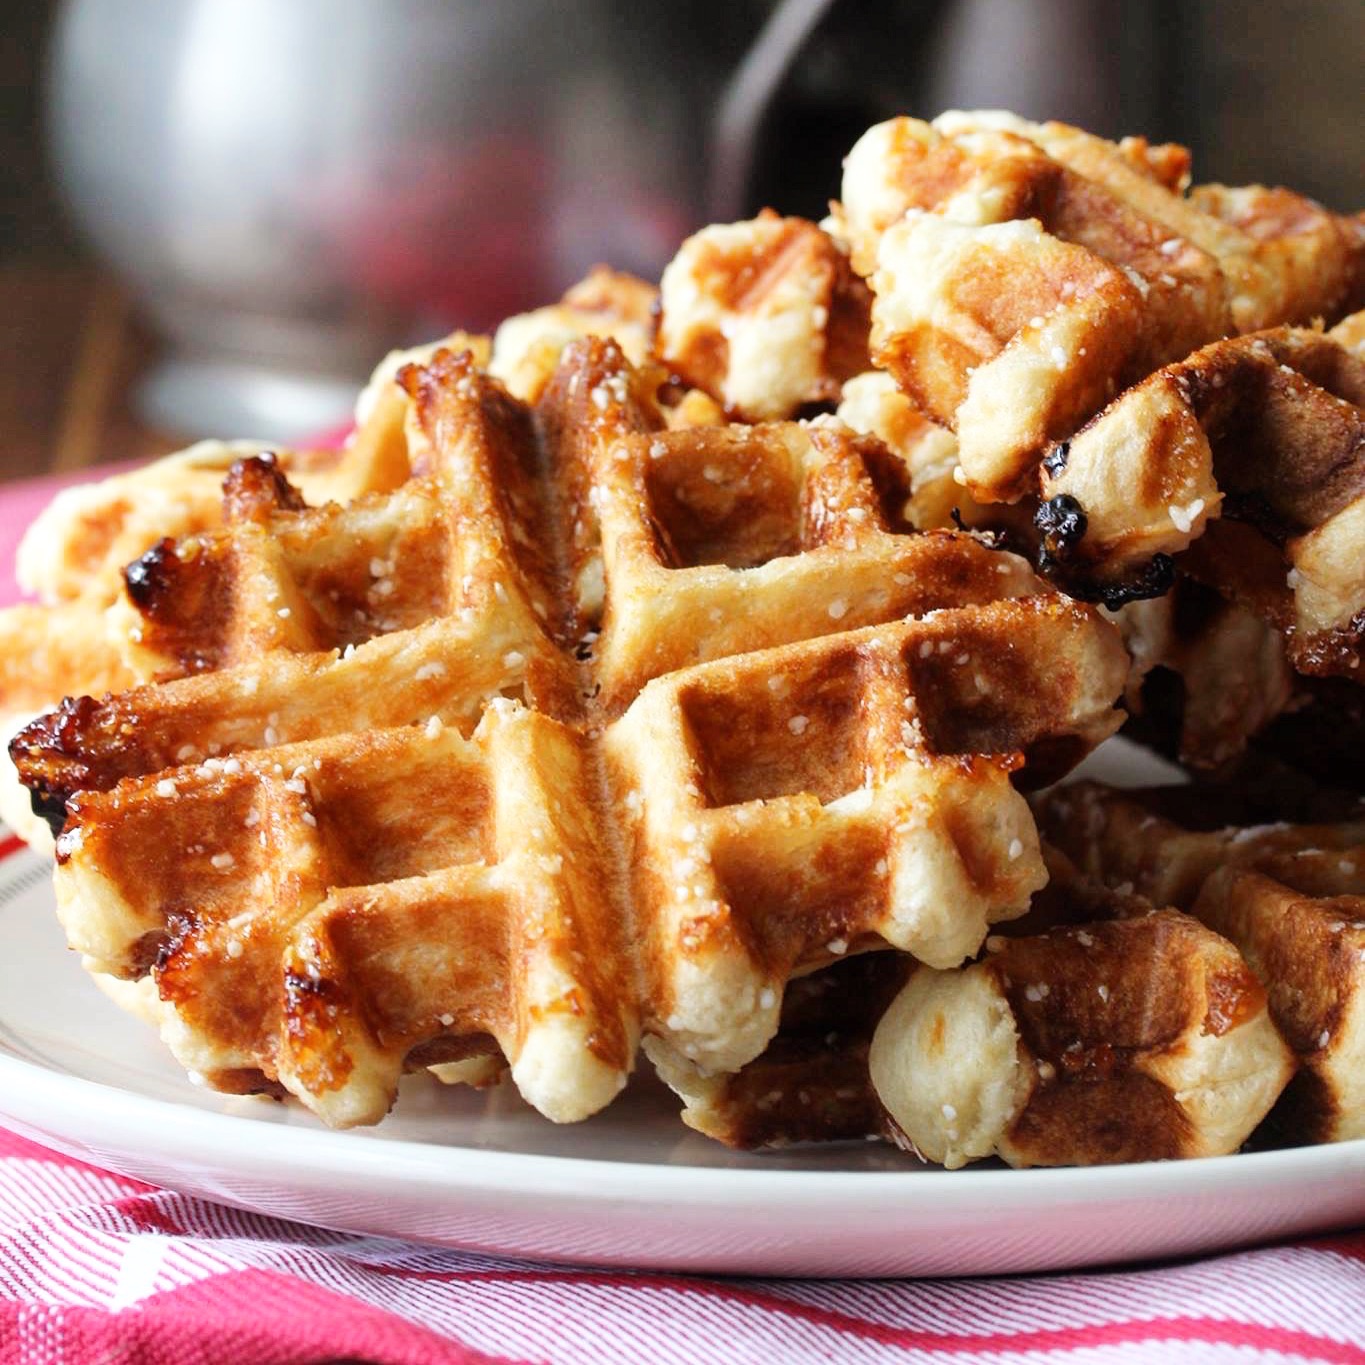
[0,1126,1362,1364]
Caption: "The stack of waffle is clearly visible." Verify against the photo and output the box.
[3,110,1363,1168]
[826,111,1365,783]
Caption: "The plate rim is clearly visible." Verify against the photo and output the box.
[3,1042,1363,1214]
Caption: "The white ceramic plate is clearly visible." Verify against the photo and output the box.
[2,739,1362,1278]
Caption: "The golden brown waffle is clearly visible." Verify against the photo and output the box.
[665,859,1293,1167]
[870,898,1291,1167]
[826,111,1365,682]
[0,333,464,732]
[0,437,396,729]
[15,439,408,615]
[1037,320,1365,674]
[1035,782,1365,1143]
[657,212,871,420]
[832,112,1364,504]
[12,338,1128,1130]
[489,266,656,405]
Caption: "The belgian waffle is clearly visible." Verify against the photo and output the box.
[1037,319,1365,675]
[0,438,397,724]
[826,110,1365,687]
[0,358,460,732]
[871,892,1292,1168]
[490,265,656,405]
[10,103,1358,1167]
[13,440,392,612]
[1035,781,1365,1143]
[0,418,434,851]
[832,112,1364,503]
[656,211,871,420]
[0,269,664,734]
[11,338,1128,1129]
[664,855,1294,1167]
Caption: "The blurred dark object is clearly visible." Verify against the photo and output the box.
[741,0,1365,222]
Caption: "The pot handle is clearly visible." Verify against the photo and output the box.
[707,0,838,222]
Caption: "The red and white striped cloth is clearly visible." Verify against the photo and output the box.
[3,468,1365,1363]
[1,1127,1363,1364]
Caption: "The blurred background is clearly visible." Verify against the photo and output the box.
[3,0,1362,484]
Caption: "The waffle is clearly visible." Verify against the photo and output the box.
[15,439,403,614]
[0,337,460,729]
[0,440,383,720]
[490,265,656,405]
[657,212,871,420]
[1035,782,1365,1142]
[1036,320,1365,669]
[11,339,1128,1129]
[655,952,909,1148]
[871,898,1292,1168]
[832,112,1364,503]
[664,857,1293,1166]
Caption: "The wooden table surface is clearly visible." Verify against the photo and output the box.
[0,263,188,487]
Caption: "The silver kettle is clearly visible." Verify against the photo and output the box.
[48,0,811,436]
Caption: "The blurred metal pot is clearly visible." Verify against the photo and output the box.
[47,0,719,435]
